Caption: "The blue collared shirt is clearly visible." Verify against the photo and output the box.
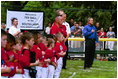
[83,24,98,43]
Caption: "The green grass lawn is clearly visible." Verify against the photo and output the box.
[60,60,117,78]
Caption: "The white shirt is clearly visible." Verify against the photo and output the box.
[9,26,21,36]
[63,21,71,34]
[79,26,84,31]
[45,27,51,34]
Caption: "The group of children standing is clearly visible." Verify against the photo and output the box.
[1,29,67,78]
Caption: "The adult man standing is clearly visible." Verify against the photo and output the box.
[9,18,21,37]
[50,10,67,37]
[62,14,71,69]
[83,17,99,69]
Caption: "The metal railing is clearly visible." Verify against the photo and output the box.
[68,38,117,57]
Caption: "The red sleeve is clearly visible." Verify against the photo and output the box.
[7,51,14,57]
[1,48,9,63]
[31,45,42,60]
[60,25,67,37]
[54,43,61,58]
[38,43,47,51]
[36,49,42,60]
[19,50,30,68]
[62,45,67,52]
[51,57,57,63]
[98,32,101,36]
[50,23,58,35]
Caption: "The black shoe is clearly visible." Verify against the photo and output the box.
[62,67,67,69]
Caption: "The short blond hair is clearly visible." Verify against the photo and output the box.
[56,9,65,16]
[87,17,93,22]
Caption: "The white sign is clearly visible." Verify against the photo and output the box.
[7,10,44,30]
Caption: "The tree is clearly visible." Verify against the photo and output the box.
[1,1,117,32]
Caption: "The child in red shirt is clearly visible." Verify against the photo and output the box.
[38,36,48,51]
[2,33,19,78]
[20,32,39,78]
[31,32,45,78]
[53,33,66,78]
[1,29,11,78]
[46,38,57,78]
[7,37,24,78]
[41,38,56,78]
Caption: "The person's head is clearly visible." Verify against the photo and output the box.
[70,19,74,23]
[1,23,6,29]
[75,22,79,28]
[5,33,16,51]
[11,18,18,26]
[1,29,7,48]
[39,36,47,46]
[73,21,77,26]
[100,28,104,32]
[56,9,66,22]
[13,37,22,51]
[87,17,94,25]
[47,38,55,48]
[96,22,100,27]
[48,22,52,27]
[55,32,64,42]
[62,14,67,22]
[33,31,42,45]
[20,32,34,48]
[109,27,113,31]
[55,16,63,25]
[78,21,82,26]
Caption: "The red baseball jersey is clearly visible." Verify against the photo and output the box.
[45,48,56,62]
[19,47,30,68]
[50,22,67,37]
[1,48,9,76]
[1,48,9,64]
[6,50,24,73]
[42,48,57,67]
[98,32,107,38]
[54,42,66,60]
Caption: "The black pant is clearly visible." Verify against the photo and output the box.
[62,40,68,68]
[84,39,96,69]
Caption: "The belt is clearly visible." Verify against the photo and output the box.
[85,38,96,41]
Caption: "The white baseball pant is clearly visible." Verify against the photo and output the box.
[54,57,63,78]
[41,67,48,78]
[48,65,55,78]
[36,66,42,78]
[23,69,30,78]
[10,74,23,78]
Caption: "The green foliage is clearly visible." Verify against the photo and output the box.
[1,1,117,29]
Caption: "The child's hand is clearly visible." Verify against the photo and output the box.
[9,55,14,62]
[59,52,66,56]
[44,59,51,63]
[35,60,39,65]
[1,67,11,73]
[42,51,45,55]
[62,52,66,56]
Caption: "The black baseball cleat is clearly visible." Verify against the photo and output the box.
[62,67,67,69]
